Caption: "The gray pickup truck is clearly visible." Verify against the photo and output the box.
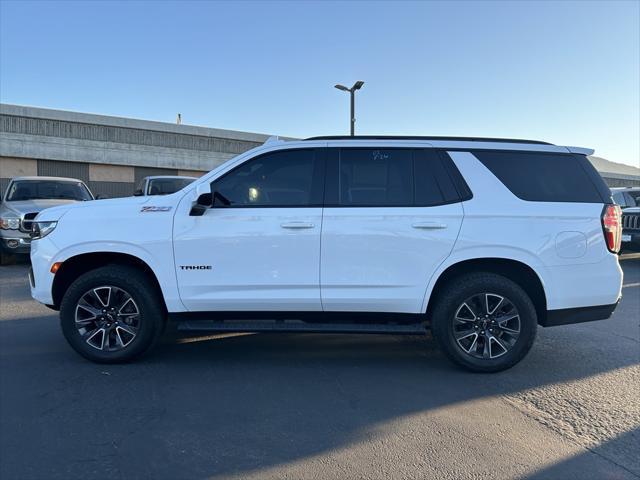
[0,176,94,264]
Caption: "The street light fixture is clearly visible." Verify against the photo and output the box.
[334,81,365,136]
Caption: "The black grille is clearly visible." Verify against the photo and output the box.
[622,213,640,231]
[20,213,38,233]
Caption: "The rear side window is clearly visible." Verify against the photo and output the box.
[473,150,609,203]
[415,149,471,205]
[337,149,412,206]
[325,148,467,207]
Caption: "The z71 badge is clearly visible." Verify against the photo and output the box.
[141,206,172,212]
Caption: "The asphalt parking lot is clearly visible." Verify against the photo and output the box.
[1,258,638,480]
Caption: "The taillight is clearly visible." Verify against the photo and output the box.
[602,204,622,253]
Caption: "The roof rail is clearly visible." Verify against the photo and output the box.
[263,135,285,145]
[304,135,554,145]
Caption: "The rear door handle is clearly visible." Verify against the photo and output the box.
[281,222,315,229]
[412,222,447,230]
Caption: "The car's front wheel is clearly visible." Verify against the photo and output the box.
[60,265,164,363]
[431,273,537,372]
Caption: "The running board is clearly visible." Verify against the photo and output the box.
[177,319,428,335]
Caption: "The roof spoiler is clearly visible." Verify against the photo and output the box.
[565,146,595,156]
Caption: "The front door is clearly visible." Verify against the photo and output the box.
[173,148,325,311]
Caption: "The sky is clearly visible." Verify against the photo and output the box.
[0,0,638,167]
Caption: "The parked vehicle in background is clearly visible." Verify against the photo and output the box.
[134,176,197,196]
[611,187,640,209]
[29,136,623,372]
[611,187,640,251]
[0,176,94,264]
[620,206,640,251]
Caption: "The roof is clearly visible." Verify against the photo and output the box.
[144,175,198,180]
[305,135,553,145]
[10,176,86,183]
[289,136,595,156]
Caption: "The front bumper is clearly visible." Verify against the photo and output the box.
[29,236,56,305]
[0,236,31,254]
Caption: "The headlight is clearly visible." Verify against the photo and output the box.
[30,221,57,240]
[0,217,20,230]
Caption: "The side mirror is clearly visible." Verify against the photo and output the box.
[133,189,144,196]
[95,194,108,200]
[189,183,213,216]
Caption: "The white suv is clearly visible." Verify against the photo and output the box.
[29,136,624,372]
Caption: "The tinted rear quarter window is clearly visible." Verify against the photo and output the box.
[472,150,608,203]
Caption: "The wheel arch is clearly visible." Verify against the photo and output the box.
[51,252,167,312]
[425,257,548,325]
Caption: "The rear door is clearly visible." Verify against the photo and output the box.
[320,147,465,313]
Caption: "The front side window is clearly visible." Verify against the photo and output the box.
[337,149,413,206]
[6,180,93,201]
[211,149,322,207]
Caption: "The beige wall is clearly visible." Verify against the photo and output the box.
[0,157,37,178]
[178,169,206,178]
[89,164,134,183]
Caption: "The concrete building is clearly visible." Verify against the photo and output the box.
[0,104,273,197]
[1,103,639,197]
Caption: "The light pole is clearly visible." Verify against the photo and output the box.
[335,81,364,136]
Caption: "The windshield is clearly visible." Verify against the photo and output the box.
[627,190,640,206]
[147,178,195,195]
[6,180,93,201]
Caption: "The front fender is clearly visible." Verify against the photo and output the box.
[52,241,184,312]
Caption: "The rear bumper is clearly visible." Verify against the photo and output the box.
[541,301,619,327]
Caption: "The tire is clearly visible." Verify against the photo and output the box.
[59,265,165,363]
[431,272,537,373]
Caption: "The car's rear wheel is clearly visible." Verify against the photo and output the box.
[431,273,537,372]
[60,265,164,363]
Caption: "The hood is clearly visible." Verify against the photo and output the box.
[1,199,81,216]
[35,195,155,221]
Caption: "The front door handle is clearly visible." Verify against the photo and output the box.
[412,222,447,230]
[281,222,315,229]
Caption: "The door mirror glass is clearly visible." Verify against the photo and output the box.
[133,188,144,196]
